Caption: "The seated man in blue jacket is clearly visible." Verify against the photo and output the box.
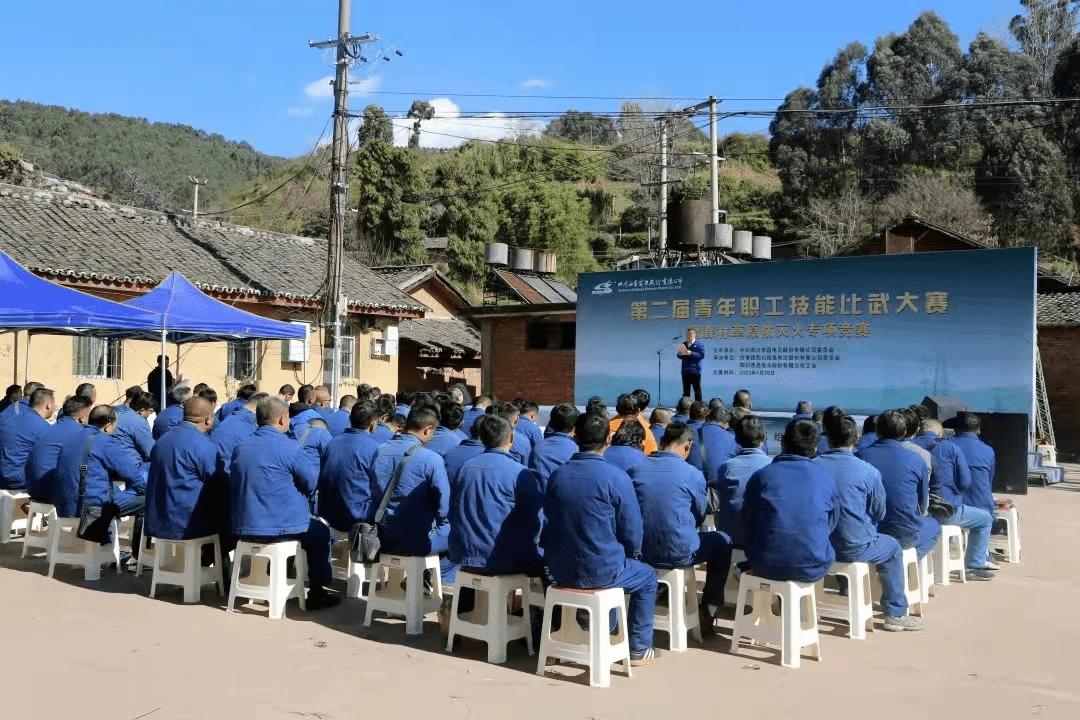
[815,415,923,630]
[604,421,648,473]
[55,405,149,564]
[369,407,457,584]
[715,415,772,547]
[449,414,543,578]
[211,392,267,478]
[856,410,941,562]
[514,400,545,452]
[318,400,380,533]
[699,404,739,487]
[444,415,489,483]
[685,401,708,471]
[497,402,534,466]
[630,422,732,634]
[461,395,492,437]
[230,396,338,609]
[425,400,465,458]
[370,396,397,445]
[792,400,813,422]
[742,419,838,584]
[153,385,193,440]
[0,386,56,490]
[542,413,664,666]
[648,407,671,451]
[146,396,233,557]
[27,396,92,503]
[926,417,996,578]
[529,403,580,488]
[0,381,40,430]
[216,383,258,424]
[326,395,354,437]
[112,391,155,481]
[854,415,878,452]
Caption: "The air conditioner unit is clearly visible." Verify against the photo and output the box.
[283,322,310,363]
[370,338,387,358]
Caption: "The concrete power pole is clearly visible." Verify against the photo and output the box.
[658,118,668,267]
[709,96,719,227]
[188,177,207,220]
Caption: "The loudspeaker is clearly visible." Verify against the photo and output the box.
[922,396,968,423]
[974,412,1029,496]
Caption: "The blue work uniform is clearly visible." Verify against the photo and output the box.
[215,398,245,424]
[529,432,578,489]
[0,409,51,489]
[462,407,488,436]
[326,409,350,437]
[145,422,223,540]
[395,403,410,417]
[678,340,705,375]
[649,423,665,450]
[950,432,997,514]
[113,408,153,476]
[425,425,463,458]
[685,419,705,470]
[0,397,29,430]
[604,445,647,474]
[541,452,657,653]
[930,433,994,570]
[210,408,257,477]
[448,449,543,574]
[54,426,147,518]
[443,439,486,484]
[508,425,533,466]
[152,404,185,440]
[698,422,739,485]
[289,407,321,440]
[714,447,772,547]
[371,421,394,445]
[742,454,838,583]
[26,416,85,502]
[369,433,456,581]
[317,428,380,532]
[857,439,940,558]
[296,425,332,479]
[516,416,544,450]
[854,431,877,453]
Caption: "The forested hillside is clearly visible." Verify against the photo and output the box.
[0,100,286,211]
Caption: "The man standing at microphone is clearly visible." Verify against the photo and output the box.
[677,328,705,402]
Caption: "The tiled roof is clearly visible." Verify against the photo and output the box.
[1038,292,1080,328]
[399,316,480,356]
[370,265,436,291]
[0,184,425,315]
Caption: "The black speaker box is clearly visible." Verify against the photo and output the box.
[973,412,1029,496]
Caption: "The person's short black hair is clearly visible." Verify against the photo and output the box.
[876,410,908,440]
[479,414,513,449]
[339,394,357,411]
[661,421,694,449]
[958,411,982,434]
[157,355,168,364]
[279,384,295,397]
[376,395,397,419]
[519,400,539,415]
[821,405,847,439]
[900,408,920,437]
[796,400,813,415]
[497,402,520,421]
[811,411,824,423]
[62,395,92,418]
[395,389,411,405]
[350,400,379,429]
[829,416,859,448]
[23,381,43,396]
[407,407,439,432]
[616,394,638,417]
[470,413,490,439]
[389,413,407,428]
[707,405,731,425]
[5,384,22,401]
[733,390,752,409]
[124,386,142,403]
[731,406,750,422]
[473,395,492,409]
[863,415,878,435]
[676,396,693,415]
[574,413,610,452]
[612,420,645,449]
[129,392,155,412]
[29,387,54,408]
[586,402,608,418]
[237,383,259,401]
[631,389,650,412]
[88,404,116,429]
[734,414,765,448]
[911,404,930,422]
[783,418,820,458]
[256,397,288,426]
[689,401,708,422]
[74,382,95,400]
[649,407,671,425]
[197,387,218,404]
[440,401,465,430]
[410,394,439,415]
[248,392,269,406]
[297,384,315,403]
[548,403,580,433]
[193,383,209,396]
[708,397,726,410]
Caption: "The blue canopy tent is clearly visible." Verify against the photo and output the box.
[0,251,164,382]
[124,271,306,409]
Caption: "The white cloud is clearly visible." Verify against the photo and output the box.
[286,107,314,118]
[386,97,543,150]
[304,76,334,100]
[521,78,547,88]
[349,74,383,96]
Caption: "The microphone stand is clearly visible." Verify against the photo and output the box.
[657,335,683,408]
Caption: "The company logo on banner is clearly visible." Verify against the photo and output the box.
[574,248,1037,417]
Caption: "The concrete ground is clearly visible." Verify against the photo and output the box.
[3,469,1078,720]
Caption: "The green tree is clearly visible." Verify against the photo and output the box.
[406,100,435,149]
[1010,0,1080,91]
[0,142,30,186]
[352,140,426,264]
[543,110,618,145]
[358,104,394,145]
[497,183,598,283]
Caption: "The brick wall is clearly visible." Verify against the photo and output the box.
[1038,328,1080,456]
[486,317,575,405]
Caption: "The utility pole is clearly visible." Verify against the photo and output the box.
[188,177,207,220]
[658,118,668,267]
[709,96,719,226]
[309,1,377,404]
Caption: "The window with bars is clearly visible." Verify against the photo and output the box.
[340,326,356,378]
[227,340,258,381]
[72,337,124,379]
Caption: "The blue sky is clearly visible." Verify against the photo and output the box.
[2,1,1023,157]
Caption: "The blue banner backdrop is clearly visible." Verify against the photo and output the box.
[575,248,1037,418]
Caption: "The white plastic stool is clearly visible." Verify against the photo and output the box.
[134,534,157,576]
[899,547,925,617]
[527,576,546,609]
[920,551,935,602]
[988,506,1021,563]
[21,501,54,559]
[446,571,534,664]
[329,529,375,598]
[723,548,748,605]
[536,586,632,688]
[817,562,874,640]
[46,516,120,581]
[933,525,967,585]
[149,536,224,603]
[0,489,29,543]
[227,540,307,619]
[364,554,442,635]
[653,567,701,651]
[730,573,821,669]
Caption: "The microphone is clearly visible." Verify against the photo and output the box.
[672,335,681,341]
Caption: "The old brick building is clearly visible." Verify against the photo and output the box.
[1035,293,1080,457]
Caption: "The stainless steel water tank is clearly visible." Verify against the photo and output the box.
[510,247,534,271]
[752,235,772,260]
[679,199,710,246]
[484,242,509,266]
[708,223,733,249]
[733,230,753,255]
[533,252,557,274]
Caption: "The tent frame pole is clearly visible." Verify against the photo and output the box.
[160,329,168,412]
[25,330,33,384]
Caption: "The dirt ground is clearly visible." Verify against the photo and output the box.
[3,470,1079,720]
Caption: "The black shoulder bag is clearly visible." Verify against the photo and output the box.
[350,443,420,564]
[75,436,118,544]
